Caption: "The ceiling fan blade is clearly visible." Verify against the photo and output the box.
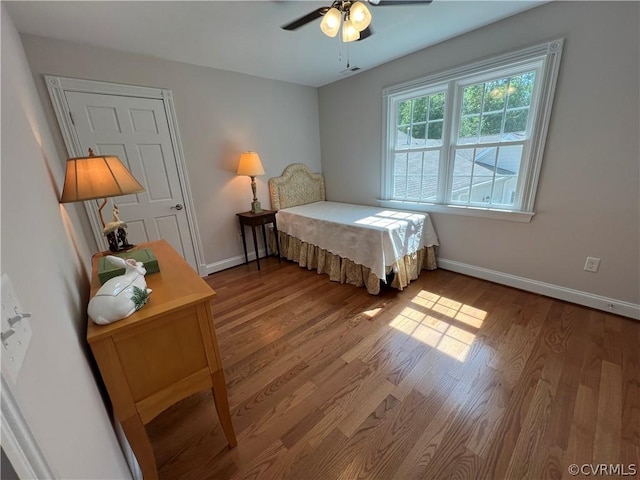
[281,7,329,30]
[357,26,374,41]
[368,0,432,5]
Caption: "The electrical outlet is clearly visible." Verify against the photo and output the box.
[1,274,32,383]
[584,257,600,273]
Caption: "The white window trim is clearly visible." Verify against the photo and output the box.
[380,39,564,221]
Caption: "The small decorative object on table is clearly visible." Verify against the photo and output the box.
[88,255,152,325]
[97,248,159,285]
[103,205,135,252]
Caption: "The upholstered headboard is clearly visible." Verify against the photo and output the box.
[268,163,326,210]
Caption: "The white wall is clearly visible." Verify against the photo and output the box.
[319,1,640,310]
[1,6,131,478]
[20,34,322,273]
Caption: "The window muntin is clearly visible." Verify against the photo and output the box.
[382,40,564,216]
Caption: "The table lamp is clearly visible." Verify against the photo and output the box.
[60,148,145,252]
[237,151,265,214]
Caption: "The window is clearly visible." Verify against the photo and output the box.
[381,40,564,222]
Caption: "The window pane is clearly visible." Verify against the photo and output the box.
[480,113,502,139]
[474,147,497,172]
[422,151,440,200]
[412,124,426,147]
[451,176,472,201]
[424,151,440,175]
[421,177,438,200]
[496,145,523,175]
[429,93,445,120]
[504,109,529,136]
[394,153,408,175]
[453,148,475,176]
[408,152,423,173]
[483,79,508,112]
[491,176,518,205]
[507,72,535,109]
[397,100,411,127]
[459,116,479,144]
[394,176,407,198]
[427,121,443,144]
[462,84,483,115]
[412,97,427,123]
[396,126,412,149]
[470,179,493,203]
[407,176,422,199]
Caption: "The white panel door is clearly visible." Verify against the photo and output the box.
[65,91,197,267]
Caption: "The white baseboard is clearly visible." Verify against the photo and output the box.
[205,248,268,275]
[437,258,640,321]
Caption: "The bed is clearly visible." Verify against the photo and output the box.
[268,164,438,295]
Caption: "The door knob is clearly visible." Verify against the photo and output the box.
[171,204,184,211]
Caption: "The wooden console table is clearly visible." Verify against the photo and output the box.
[87,240,236,480]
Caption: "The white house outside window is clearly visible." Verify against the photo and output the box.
[381,39,564,222]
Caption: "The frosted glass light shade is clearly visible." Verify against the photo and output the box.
[350,2,371,31]
[342,18,360,42]
[60,152,144,203]
[320,7,341,37]
[237,151,265,176]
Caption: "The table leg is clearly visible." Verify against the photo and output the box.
[121,415,158,480]
[273,219,281,262]
[261,224,269,256]
[239,221,248,265]
[211,370,238,448]
[251,225,260,270]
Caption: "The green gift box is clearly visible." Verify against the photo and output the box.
[97,248,160,285]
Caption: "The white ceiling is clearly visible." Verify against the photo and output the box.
[5,0,546,87]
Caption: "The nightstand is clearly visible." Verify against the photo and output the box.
[236,210,281,270]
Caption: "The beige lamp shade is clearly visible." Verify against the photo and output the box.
[60,150,145,203]
[342,18,360,42]
[236,151,265,177]
[320,7,341,38]
[350,2,372,31]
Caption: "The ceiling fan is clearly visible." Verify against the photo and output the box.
[281,0,433,42]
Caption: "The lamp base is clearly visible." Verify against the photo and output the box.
[106,228,136,253]
[251,200,263,214]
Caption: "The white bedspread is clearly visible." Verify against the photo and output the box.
[276,201,439,280]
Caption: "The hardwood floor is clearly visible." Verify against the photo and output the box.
[146,258,640,479]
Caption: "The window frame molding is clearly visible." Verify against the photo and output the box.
[380,39,564,221]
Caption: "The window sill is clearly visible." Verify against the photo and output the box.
[377,200,535,223]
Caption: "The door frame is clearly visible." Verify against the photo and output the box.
[45,75,206,275]
[1,374,55,479]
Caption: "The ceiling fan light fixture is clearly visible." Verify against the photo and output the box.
[350,2,372,31]
[320,7,341,37]
[342,18,360,42]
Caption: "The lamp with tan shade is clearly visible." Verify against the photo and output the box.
[237,151,265,214]
[60,148,145,252]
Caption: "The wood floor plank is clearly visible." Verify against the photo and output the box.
[593,360,622,462]
[142,257,638,480]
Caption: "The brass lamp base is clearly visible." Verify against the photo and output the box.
[251,200,263,214]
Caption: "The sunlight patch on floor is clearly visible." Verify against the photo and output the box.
[362,307,383,319]
[388,290,486,362]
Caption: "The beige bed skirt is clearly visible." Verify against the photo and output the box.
[270,230,437,295]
